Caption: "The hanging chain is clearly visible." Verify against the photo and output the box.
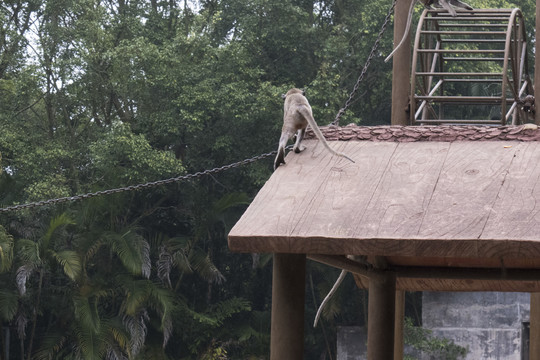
[332,0,397,126]
[0,149,281,213]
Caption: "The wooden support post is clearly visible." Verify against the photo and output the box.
[531,293,540,360]
[391,0,415,126]
[270,253,306,360]
[394,290,405,360]
[367,272,397,360]
[534,0,540,125]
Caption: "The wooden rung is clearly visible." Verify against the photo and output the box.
[425,17,513,21]
[417,49,505,54]
[415,95,513,103]
[444,78,506,82]
[443,57,506,62]
[438,24,509,28]
[426,8,513,13]
[416,72,504,77]
[421,30,507,36]
[442,39,506,43]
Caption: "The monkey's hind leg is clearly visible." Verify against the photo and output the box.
[274,132,291,170]
[293,128,306,154]
[274,147,286,171]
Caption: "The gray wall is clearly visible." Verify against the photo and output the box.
[423,292,530,360]
[337,292,530,360]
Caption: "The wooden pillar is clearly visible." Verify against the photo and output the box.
[394,290,405,360]
[367,272,397,360]
[531,293,540,360]
[534,0,540,125]
[391,0,415,126]
[270,253,306,360]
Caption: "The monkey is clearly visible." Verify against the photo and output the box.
[384,0,473,63]
[274,88,355,170]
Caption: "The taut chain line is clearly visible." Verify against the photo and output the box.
[0,150,280,213]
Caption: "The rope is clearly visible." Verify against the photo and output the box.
[332,0,397,126]
[0,149,281,213]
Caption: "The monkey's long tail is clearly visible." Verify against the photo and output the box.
[384,0,416,63]
[314,270,348,327]
[316,129,355,164]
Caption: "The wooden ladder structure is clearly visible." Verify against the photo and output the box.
[410,8,534,125]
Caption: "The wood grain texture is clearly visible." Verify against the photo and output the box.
[228,140,540,268]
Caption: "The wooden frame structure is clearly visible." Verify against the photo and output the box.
[228,1,540,358]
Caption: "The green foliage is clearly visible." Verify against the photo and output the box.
[0,225,13,272]
[404,318,469,360]
[0,0,536,358]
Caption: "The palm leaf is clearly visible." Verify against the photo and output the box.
[74,321,105,360]
[74,295,101,333]
[105,230,151,278]
[0,289,18,321]
[102,317,130,357]
[42,213,75,250]
[32,332,67,360]
[123,310,149,356]
[0,226,13,272]
[157,245,173,287]
[189,248,225,284]
[16,263,36,296]
[52,250,82,281]
[15,238,40,264]
[121,279,152,316]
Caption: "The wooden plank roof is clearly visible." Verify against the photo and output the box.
[228,125,540,291]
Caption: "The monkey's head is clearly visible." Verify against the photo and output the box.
[282,88,305,100]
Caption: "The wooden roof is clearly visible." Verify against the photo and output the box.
[228,125,540,291]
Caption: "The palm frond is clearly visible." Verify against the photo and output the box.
[165,237,192,274]
[189,248,225,284]
[0,289,18,321]
[105,230,151,278]
[148,285,174,348]
[16,263,36,295]
[74,295,101,334]
[32,332,67,360]
[16,311,28,340]
[74,321,106,360]
[52,250,82,281]
[121,279,152,316]
[157,245,173,287]
[102,317,130,355]
[0,225,14,272]
[207,297,251,326]
[123,310,149,356]
[15,238,41,265]
[161,314,173,348]
[42,213,75,250]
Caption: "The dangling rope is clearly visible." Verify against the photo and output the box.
[332,0,397,126]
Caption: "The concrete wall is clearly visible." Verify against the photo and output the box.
[337,292,530,360]
[337,326,367,360]
[422,292,530,360]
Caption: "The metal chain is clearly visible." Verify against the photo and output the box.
[332,0,397,126]
[0,149,281,213]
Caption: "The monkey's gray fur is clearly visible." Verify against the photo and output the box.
[274,88,354,170]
